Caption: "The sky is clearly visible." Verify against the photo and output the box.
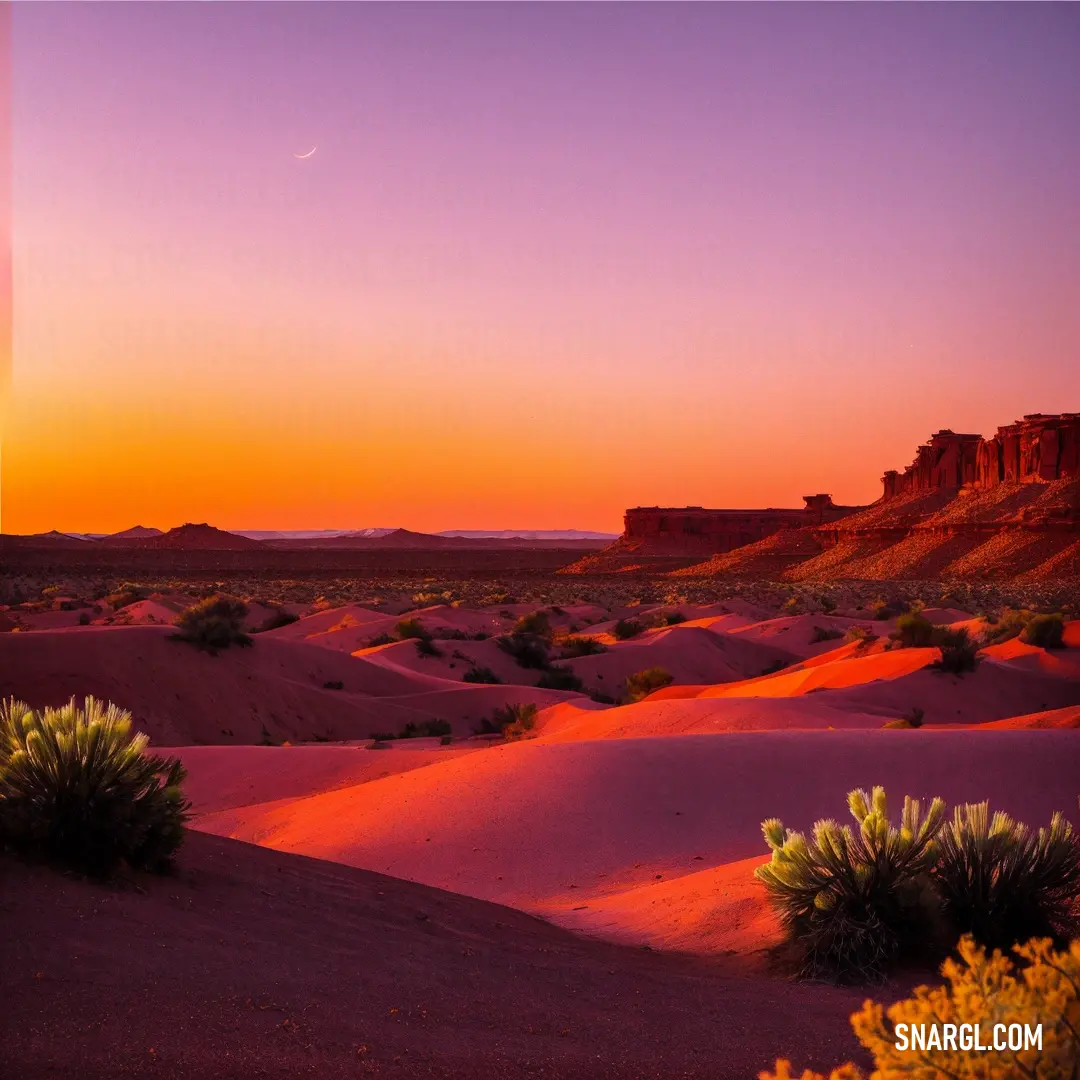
[4,3,1079,534]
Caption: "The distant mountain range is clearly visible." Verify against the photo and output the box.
[5,523,614,551]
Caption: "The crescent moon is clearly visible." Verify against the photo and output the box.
[293,146,317,159]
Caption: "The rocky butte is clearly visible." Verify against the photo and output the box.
[881,414,1080,499]
[564,412,1080,579]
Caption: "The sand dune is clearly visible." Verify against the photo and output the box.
[973,705,1080,729]
[2,830,871,1080]
[0,626,466,745]
[194,731,1080,917]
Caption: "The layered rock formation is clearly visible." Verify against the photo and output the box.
[882,415,1080,500]
[572,413,1080,581]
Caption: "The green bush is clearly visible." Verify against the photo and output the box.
[626,667,674,702]
[414,637,443,658]
[462,666,502,684]
[932,627,979,673]
[173,595,252,654]
[934,802,1080,949]
[882,706,925,730]
[664,611,687,625]
[400,719,452,739]
[489,702,539,740]
[495,633,550,670]
[756,787,945,982]
[612,618,644,641]
[368,631,396,647]
[322,680,344,690]
[559,635,607,658]
[536,665,583,692]
[810,626,844,644]
[845,625,878,645]
[512,611,552,641]
[0,696,189,874]
[982,607,1033,645]
[1020,613,1065,649]
[395,618,430,641]
[891,612,936,648]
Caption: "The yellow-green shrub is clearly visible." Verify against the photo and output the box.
[760,935,1080,1080]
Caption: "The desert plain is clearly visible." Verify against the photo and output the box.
[2,532,1078,1079]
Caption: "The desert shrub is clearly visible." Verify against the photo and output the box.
[432,627,469,640]
[626,667,674,702]
[559,635,607,658]
[0,696,189,874]
[934,803,1080,950]
[589,690,617,704]
[612,618,644,640]
[104,588,141,611]
[892,612,936,648]
[536,665,583,692]
[756,787,945,982]
[173,595,251,654]
[496,633,550,670]
[932,627,979,674]
[489,702,539,740]
[512,611,552,640]
[77,612,91,626]
[462,666,502,684]
[1020,612,1065,649]
[818,595,837,614]
[762,935,1080,1080]
[414,637,443,658]
[664,611,687,625]
[257,607,299,632]
[810,626,844,644]
[882,706,925,730]
[411,590,453,607]
[395,618,430,641]
[368,632,396,647]
[759,659,789,677]
[845,624,878,645]
[322,680,344,690]
[983,607,1033,644]
[781,596,801,614]
[400,719,452,739]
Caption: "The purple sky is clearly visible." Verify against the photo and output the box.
[7,3,1080,532]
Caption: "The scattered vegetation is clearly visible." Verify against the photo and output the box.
[845,624,878,645]
[489,702,539,740]
[612,618,645,640]
[891,612,936,648]
[371,718,452,741]
[322,680,344,690]
[1020,612,1066,649]
[368,632,396,647]
[414,637,443,658]
[626,666,674,702]
[763,935,1080,1080]
[931,627,980,674]
[496,633,550,670]
[0,696,189,875]
[810,625,845,644]
[882,706,925,730]
[558,635,607,658]
[513,611,552,640]
[395,618,430,641]
[663,610,687,625]
[172,595,252,654]
[462,665,502,684]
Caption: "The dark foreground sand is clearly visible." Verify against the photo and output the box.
[1,832,877,1080]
